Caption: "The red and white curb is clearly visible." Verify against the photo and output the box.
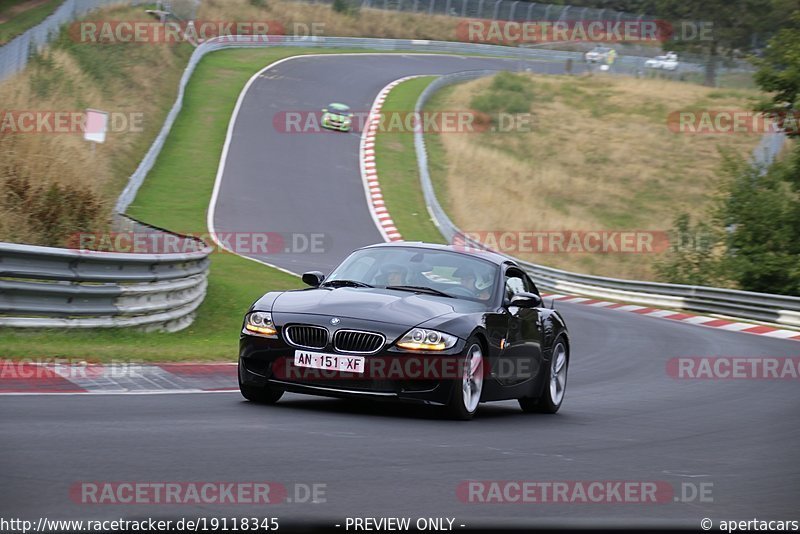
[544,293,800,342]
[0,362,238,395]
[359,76,423,243]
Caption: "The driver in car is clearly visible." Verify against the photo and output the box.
[454,267,491,301]
[380,264,407,286]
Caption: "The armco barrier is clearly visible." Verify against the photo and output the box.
[115,34,692,213]
[6,34,585,332]
[0,0,154,83]
[117,34,793,328]
[0,216,211,331]
[413,71,799,327]
[2,33,792,329]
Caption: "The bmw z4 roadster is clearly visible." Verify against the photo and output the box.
[238,242,570,419]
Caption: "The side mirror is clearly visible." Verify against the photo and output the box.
[302,271,325,287]
[508,292,542,309]
[322,108,328,114]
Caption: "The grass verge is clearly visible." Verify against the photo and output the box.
[372,76,444,243]
[0,0,63,45]
[0,48,391,362]
[421,72,765,281]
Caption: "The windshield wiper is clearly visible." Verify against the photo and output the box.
[386,285,453,298]
[321,279,373,288]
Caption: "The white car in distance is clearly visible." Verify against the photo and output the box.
[645,51,679,71]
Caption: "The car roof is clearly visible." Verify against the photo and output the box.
[328,103,350,110]
[358,241,516,267]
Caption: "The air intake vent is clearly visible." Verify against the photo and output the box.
[284,325,328,349]
[333,330,385,354]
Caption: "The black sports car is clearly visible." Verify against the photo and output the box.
[238,242,569,419]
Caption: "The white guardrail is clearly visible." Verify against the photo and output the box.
[115,34,709,212]
[1,29,796,330]
[414,70,798,327]
[0,0,154,83]
[119,34,797,328]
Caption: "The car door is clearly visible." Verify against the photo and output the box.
[495,267,543,386]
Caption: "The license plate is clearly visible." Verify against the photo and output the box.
[294,350,365,374]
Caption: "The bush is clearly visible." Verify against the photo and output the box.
[332,0,358,15]
[469,72,533,116]
[655,213,729,287]
[657,150,800,295]
[0,168,106,247]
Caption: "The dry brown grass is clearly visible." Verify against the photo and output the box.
[0,0,472,246]
[429,73,764,280]
[0,6,191,245]
[198,0,459,40]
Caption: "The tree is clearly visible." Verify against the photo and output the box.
[716,154,800,295]
[658,152,800,295]
[754,11,800,136]
[654,0,772,86]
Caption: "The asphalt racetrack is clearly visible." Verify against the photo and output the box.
[2,53,798,529]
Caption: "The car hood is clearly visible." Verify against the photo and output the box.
[270,287,484,327]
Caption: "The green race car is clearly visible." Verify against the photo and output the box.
[321,103,353,132]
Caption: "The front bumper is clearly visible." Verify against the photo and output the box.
[239,333,466,405]
[321,115,351,132]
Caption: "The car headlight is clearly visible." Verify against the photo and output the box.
[243,311,277,338]
[396,328,458,351]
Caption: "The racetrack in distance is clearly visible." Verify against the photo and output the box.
[1,52,798,528]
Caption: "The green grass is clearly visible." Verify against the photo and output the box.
[0,47,390,362]
[421,85,456,216]
[0,0,64,45]
[0,47,545,361]
[373,76,444,244]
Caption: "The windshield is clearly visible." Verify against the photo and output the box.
[328,104,350,114]
[325,246,498,302]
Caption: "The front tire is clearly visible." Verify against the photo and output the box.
[240,383,284,404]
[444,338,484,420]
[239,363,284,404]
[519,336,568,414]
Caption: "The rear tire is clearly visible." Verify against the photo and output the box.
[444,338,484,420]
[519,336,568,414]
